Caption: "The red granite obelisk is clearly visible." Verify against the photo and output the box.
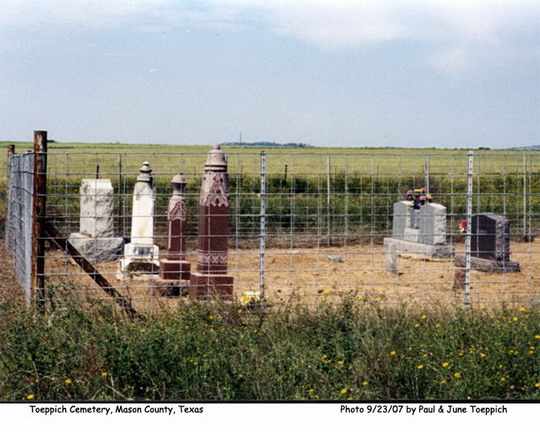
[159,174,191,281]
[189,144,234,298]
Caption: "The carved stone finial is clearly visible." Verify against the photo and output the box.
[205,144,227,172]
[171,173,186,196]
[137,161,153,183]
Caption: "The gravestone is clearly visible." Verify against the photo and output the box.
[419,203,446,245]
[455,213,520,273]
[384,200,453,266]
[154,174,191,296]
[392,201,414,239]
[189,144,234,298]
[118,162,159,279]
[69,179,124,263]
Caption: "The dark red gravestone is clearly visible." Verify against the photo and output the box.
[159,174,191,281]
[189,144,234,298]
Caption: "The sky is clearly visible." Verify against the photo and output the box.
[1,0,539,148]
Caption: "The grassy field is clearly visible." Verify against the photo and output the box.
[1,142,539,402]
[1,299,538,401]
[1,141,538,178]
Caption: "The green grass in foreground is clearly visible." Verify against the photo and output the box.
[1,300,538,401]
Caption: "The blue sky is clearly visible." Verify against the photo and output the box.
[1,0,539,148]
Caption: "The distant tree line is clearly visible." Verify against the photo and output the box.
[221,141,312,148]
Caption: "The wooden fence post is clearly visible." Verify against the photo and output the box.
[31,131,47,310]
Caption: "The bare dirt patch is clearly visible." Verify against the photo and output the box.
[36,240,540,313]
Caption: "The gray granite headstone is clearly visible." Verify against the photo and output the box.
[392,201,414,239]
[69,179,124,263]
[419,203,446,245]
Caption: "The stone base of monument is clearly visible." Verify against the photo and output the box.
[384,238,454,260]
[68,233,124,263]
[117,243,160,280]
[159,259,191,281]
[454,255,520,273]
[189,273,234,299]
[150,277,189,297]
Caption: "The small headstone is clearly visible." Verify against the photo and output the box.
[328,255,343,263]
[419,203,446,245]
[384,242,399,275]
[69,179,123,263]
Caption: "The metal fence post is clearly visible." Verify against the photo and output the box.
[523,153,527,239]
[31,131,48,311]
[425,154,430,194]
[260,151,266,299]
[327,156,331,246]
[464,151,474,308]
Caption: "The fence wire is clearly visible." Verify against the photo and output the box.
[4,149,540,312]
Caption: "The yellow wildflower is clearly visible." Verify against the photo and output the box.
[442,362,449,367]
[65,379,72,384]
[417,365,424,369]
[535,383,540,388]
[26,394,34,400]
[340,388,347,394]
[534,335,540,339]
[337,360,344,365]
[414,323,420,328]
[101,372,108,377]
[500,377,506,382]
[440,380,446,384]
[435,324,441,328]
[362,381,368,386]
[421,315,427,320]
[454,372,462,378]
[390,350,397,356]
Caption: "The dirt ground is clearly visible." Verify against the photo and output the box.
[37,239,540,313]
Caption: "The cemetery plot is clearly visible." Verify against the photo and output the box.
[42,240,539,311]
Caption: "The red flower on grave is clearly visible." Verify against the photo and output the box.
[459,220,467,233]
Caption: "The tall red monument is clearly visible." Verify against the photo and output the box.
[189,144,234,298]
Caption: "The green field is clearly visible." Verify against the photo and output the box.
[1,141,538,178]
[2,141,539,240]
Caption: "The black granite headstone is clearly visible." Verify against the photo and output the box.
[471,213,510,261]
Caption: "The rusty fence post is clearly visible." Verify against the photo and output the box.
[5,144,15,245]
[31,131,48,311]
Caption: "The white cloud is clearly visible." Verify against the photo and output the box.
[2,0,538,72]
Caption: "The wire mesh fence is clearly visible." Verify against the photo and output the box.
[5,152,34,304]
[4,145,540,313]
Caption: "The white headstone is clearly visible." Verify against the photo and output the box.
[69,178,124,263]
[419,203,446,245]
[118,162,159,279]
[79,179,115,238]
